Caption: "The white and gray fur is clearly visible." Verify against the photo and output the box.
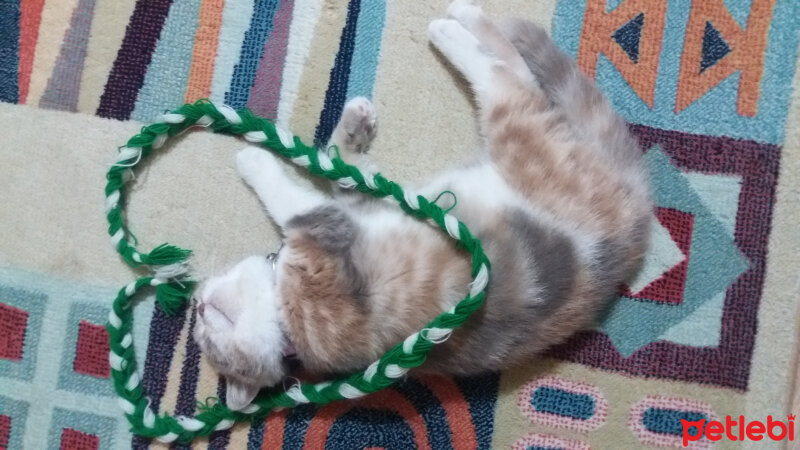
[193,0,651,410]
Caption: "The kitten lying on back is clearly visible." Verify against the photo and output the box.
[193,0,651,410]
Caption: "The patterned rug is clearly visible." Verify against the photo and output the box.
[1,0,799,448]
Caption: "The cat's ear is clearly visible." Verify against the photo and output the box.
[225,378,260,411]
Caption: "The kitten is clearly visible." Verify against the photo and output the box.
[193,0,651,411]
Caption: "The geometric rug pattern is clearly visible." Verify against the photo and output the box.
[0,267,154,449]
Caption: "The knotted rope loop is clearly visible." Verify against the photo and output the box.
[105,100,491,443]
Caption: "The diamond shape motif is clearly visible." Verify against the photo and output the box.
[0,303,29,361]
[73,321,110,378]
[59,428,99,450]
[626,208,694,304]
[625,215,685,295]
[598,146,749,356]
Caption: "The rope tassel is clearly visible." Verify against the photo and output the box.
[155,281,196,316]
[104,100,491,443]
[140,243,192,266]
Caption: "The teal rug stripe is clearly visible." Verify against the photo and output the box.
[131,0,202,122]
[346,0,386,100]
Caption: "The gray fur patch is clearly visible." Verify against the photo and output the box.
[501,19,575,107]
[286,206,369,304]
[504,19,643,165]
[424,210,578,374]
[286,206,357,252]
[508,209,576,312]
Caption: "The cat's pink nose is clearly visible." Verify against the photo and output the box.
[198,303,205,317]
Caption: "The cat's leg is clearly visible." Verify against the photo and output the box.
[236,147,329,227]
[427,19,500,99]
[449,5,627,156]
[445,0,537,89]
[498,19,638,161]
[428,17,543,118]
[326,97,378,173]
[497,19,579,107]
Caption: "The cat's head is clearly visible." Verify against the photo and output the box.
[193,255,291,410]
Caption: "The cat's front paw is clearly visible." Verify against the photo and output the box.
[337,97,377,154]
[236,146,278,183]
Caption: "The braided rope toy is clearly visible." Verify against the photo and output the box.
[105,100,491,443]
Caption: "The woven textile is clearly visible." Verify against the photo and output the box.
[1,0,799,448]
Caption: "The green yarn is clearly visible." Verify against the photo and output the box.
[432,190,458,214]
[104,100,491,443]
[142,244,192,266]
[155,281,196,316]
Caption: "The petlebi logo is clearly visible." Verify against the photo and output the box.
[681,414,796,447]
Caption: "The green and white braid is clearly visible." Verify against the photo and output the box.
[104,100,491,443]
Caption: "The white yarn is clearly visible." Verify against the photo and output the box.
[111,229,125,246]
[317,151,334,171]
[403,333,419,354]
[244,131,267,143]
[117,146,141,160]
[143,403,156,428]
[153,263,190,279]
[275,126,295,148]
[152,134,168,150]
[121,333,133,349]
[156,432,179,443]
[286,385,309,403]
[109,352,126,371]
[105,190,120,213]
[150,278,166,287]
[125,282,137,297]
[216,104,242,125]
[337,177,358,189]
[363,361,379,382]
[291,156,311,167]
[469,264,489,297]
[132,252,142,263]
[384,364,408,379]
[161,113,186,124]
[363,172,378,190]
[338,383,366,399]
[108,310,122,329]
[196,115,214,127]
[404,190,420,209]
[241,404,261,414]
[444,214,461,240]
[118,398,136,415]
[113,147,143,167]
[422,327,452,343]
[125,372,140,391]
[214,419,234,431]
[176,416,206,431]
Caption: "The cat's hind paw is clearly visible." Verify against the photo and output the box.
[446,0,482,27]
[336,97,377,154]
